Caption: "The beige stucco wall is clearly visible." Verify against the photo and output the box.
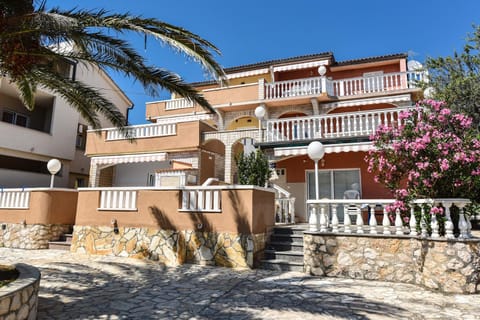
[75,188,274,234]
[86,121,215,156]
[145,101,206,119]
[0,190,78,225]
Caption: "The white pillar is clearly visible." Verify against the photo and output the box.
[89,162,100,187]
[224,144,233,184]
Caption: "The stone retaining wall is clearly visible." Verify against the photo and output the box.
[304,233,480,294]
[0,264,40,320]
[0,223,71,249]
[71,225,266,268]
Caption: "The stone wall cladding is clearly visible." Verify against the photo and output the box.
[0,224,71,249]
[71,225,266,268]
[304,233,480,294]
[0,263,40,320]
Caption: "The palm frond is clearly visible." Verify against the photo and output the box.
[15,75,36,111]
[0,1,225,125]
[29,66,127,130]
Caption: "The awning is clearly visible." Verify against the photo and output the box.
[91,152,167,166]
[227,68,269,79]
[274,142,372,157]
[273,60,329,72]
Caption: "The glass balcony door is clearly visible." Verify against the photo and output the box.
[307,169,361,222]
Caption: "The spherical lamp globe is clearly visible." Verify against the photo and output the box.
[254,105,266,119]
[47,159,62,175]
[307,141,325,161]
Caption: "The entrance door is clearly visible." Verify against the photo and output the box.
[307,169,361,222]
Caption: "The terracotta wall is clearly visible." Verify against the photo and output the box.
[75,188,275,234]
[276,151,392,199]
[145,101,206,119]
[86,121,215,156]
[328,103,397,114]
[0,190,78,225]
[228,75,271,86]
[275,68,319,81]
[329,63,401,80]
[202,83,259,106]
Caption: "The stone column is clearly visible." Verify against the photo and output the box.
[224,144,233,184]
[88,162,100,187]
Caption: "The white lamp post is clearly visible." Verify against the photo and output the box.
[254,105,266,143]
[47,159,62,188]
[307,141,325,200]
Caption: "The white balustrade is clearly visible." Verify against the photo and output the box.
[275,198,295,224]
[180,188,221,212]
[273,184,295,224]
[306,198,473,239]
[99,190,137,210]
[264,77,323,100]
[330,71,425,97]
[165,98,195,110]
[265,107,407,143]
[106,123,176,140]
[307,199,395,234]
[0,190,30,209]
[409,206,418,236]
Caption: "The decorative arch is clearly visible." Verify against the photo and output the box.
[278,111,308,119]
[326,102,401,114]
[226,115,259,130]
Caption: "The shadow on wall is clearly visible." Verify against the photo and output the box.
[148,206,177,230]
[227,189,251,235]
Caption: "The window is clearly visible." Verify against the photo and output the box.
[75,178,86,188]
[76,124,88,149]
[307,169,361,200]
[2,110,29,128]
[147,173,155,186]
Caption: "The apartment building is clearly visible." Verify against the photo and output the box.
[85,52,425,221]
[0,63,132,188]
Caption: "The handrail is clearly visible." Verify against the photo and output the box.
[264,107,410,142]
[306,198,473,238]
[0,190,30,209]
[330,71,425,97]
[165,98,195,110]
[105,123,177,141]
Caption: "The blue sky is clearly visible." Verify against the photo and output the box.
[47,0,480,124]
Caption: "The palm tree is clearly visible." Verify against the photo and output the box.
[0,0,225,129]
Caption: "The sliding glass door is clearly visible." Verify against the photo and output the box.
[307,169,361,221]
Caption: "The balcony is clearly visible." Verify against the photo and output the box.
[262,107,409,144]
[86,121,215,156]
[105,122,176,141]
[153,71,425,112]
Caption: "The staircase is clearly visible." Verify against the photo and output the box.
[261,225,306,272]
[48,233,73,250]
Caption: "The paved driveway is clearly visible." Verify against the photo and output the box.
[1,248,479,319]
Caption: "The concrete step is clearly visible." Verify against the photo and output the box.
[267,240,304,252]
[63,234,73,244]
[269,233,304,244]
[261,259,304,272]
[272,226,306,236]
[264,249,304,263]
[48,241,71,251]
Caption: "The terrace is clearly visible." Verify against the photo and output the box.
[147,70,425,118]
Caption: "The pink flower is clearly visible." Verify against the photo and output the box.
[439,159,449,171]
[439,108,451,116]
[430,206,444,215]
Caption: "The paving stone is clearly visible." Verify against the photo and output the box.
[0,247,479,319]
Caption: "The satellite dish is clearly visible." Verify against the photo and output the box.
[407,60,423,71]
